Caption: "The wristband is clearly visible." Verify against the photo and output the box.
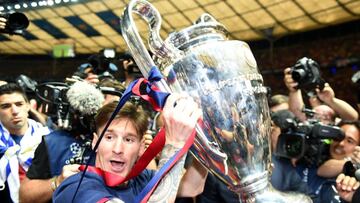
[50,176,58,191]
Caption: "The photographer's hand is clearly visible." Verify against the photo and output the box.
[142,130,154,150]
[0,17,6,30]
[139,131,154,157]
[56,164,81,186]
[316,83,335,104]
[317,83,358,120]
[139,131,158,170]
[351,146,360,165]
[283,67,307,122]
[284,67,298,92]
[336,173,359,202]
[84,73,99,84]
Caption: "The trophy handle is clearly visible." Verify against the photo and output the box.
[121,0,227,168]
[121,0,179,81]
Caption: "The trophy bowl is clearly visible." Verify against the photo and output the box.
[121,0,312,202]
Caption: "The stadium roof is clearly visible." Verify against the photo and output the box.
[0,0,359,55]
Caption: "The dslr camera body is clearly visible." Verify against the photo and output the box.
[88,52,117,77]
[75,49,118,81]
[291,57,325,92]
[35,82,72,129]
[275,117,344,166]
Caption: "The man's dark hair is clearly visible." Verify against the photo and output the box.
[338,120,360,131]
[0,83,28,102]
[338,120,360,146]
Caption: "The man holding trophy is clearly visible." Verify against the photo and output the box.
[55,0,313,202]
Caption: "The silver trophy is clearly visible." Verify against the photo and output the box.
[121,0,311,202]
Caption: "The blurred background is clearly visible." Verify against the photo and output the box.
[0,0,359,105]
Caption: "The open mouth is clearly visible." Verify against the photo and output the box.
[110,160,125,172]
[334,147,344,154]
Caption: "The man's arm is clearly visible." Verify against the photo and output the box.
[148,144,187,203]
[177,157,208,197]
[148,94,205,203]
[20,177,54,203]
[327,98,359,120]
[20,164,80,203]
[317,83,359,120]
[20,138,53,203]
[284,68,307,121]
[148,146,207,202]
[319,146,360,178]
[317,159,346,178]
[20,138,80,203]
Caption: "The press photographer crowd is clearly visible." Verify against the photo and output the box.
[1,2,360,203]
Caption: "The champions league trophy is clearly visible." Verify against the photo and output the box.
[121,0,311,202]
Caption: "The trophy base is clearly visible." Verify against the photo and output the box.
[240,185,312,203]
[231,172,312,203]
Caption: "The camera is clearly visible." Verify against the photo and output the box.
[74,49,118,81]
[119,52,142,79]
[275,118,344,166]
[291,57,325,91]
[87,52,118,78]
[0,12,29,35]
[16,74,38,93]
[35,82,72,129]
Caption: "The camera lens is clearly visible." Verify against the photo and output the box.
[291,69,306,82]
[284,136,303,158]
[8,13,29,30]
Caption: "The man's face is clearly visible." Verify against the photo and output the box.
[94,118,142,177]
[330,124,360,160]
[0,93,29,134]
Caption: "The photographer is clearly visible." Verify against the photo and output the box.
[19,81,105,203]
[284,59,358,123]
[317,121,360,178]
[270,110,310,194]
[275,118,360,202]
[73,63,100,85]
[72,50,118,86]
[273,110,358,202]
[119,53,142,87]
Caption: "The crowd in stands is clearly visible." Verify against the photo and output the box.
[254,31,360,107]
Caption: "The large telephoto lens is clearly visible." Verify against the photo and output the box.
[8,12,29,30]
